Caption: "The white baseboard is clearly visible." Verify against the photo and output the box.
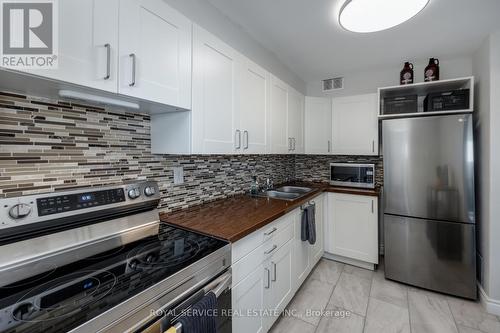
[323,252,375,271]
[478,284,500,316]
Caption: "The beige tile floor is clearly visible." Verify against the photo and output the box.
[270,258,500,333]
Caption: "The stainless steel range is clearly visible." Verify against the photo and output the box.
[0,181,231,333]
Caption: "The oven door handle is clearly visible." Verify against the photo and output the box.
[204,272,232,298]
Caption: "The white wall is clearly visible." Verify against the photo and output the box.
[163,0,306,94]
[307,57,473,97]
[488,30,500,303]
[473,30,500,314]
[473,36,491,296]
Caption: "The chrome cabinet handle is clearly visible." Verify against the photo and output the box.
[104,44,111,80]
[264,227,277,236]
[264,244,277,255]
[371,200,374,213]
[243,130,249,149]
[292,138,296,151]
[271,262,277,282]
[265,268,270,289]
[288,138,292,151]
[129,53,136,87]
[327,140,331,153]
[372,140,375,152]
[235,130,241,149]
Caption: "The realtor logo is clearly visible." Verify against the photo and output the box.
[1,0,58,69]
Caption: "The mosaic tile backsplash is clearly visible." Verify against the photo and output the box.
[295,154,384,187]
[0,91,382,212]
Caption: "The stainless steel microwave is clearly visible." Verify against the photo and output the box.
[330,163,375,189]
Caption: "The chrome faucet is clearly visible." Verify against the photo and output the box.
[265,178,274,191]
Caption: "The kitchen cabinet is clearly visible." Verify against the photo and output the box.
[17,0,119,92]
[305,97,332,154]
[270,75,289,154]
[232,197,325,333]
[310,194,325,263]
[263,241,293,329]
[287,88,305,153]
[232,267,265,333]
[237,59,270,154]
[291,207,310,289]
[291,194,325,289]
[331,93,379,155]
[119,0,192,109]
[191,25,240,154]
[325,193,378,266]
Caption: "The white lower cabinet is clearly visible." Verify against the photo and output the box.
[263,241,293,329]
[232,194,325,333]
[325,193,378,265]
[232,267,266,333]
[310,194,325,264]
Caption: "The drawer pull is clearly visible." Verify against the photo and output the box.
[264,227,277,236]
[271,262,277,282]
[265,268,270,289]
[264,245,277,255]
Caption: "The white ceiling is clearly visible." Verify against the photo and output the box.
[207,0,500,82]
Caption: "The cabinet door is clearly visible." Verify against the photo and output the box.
[191,25,239,154]
[270,75,289,154]
[292,209,310,290]
[232,267,265,333]
[20,0,119,92]
[119,0,191,109]
[326,193,378,264]
[310,194,325,265]
[265,241,293,329]
[332,93,378,155]
[239,59,269,154]
[305,97,332,154]
[287,88,305,153]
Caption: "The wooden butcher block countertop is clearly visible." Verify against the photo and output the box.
[160,182,379,242]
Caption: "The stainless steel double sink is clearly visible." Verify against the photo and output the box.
[252,186,313,201]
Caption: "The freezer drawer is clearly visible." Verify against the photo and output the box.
[384,214,477,299]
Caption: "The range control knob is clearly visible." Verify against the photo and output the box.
[128,188,141,199]
[12,303,34,321]
[145,252,158,264]
[128,259,139,271]
[9,204,32,219]
[144,186,156,197]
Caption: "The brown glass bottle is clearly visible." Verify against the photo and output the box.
[424,58,440,82]
[400,62,414,85]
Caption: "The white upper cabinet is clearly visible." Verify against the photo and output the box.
[270,76,289,154]
[191,25,239,154]
[305,97,332,154]
[331,93,379,155]
[20,0,119,92]
[119,0,192,109]
[238,59,270,154]
[287,88,305,153]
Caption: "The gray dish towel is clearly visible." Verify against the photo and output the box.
[301,204,316,245]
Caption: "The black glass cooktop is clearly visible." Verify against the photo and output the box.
[0,223,228,333]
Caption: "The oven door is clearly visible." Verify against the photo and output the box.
[137,271,232,333]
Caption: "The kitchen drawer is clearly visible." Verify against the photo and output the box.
[232,213,292,264]
[232,221,293,286]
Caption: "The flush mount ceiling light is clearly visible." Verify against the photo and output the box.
[339,0,430,33]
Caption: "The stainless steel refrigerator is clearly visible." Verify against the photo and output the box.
[382,113,477,299]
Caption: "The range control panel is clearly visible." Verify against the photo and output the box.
[36,189,126,217]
